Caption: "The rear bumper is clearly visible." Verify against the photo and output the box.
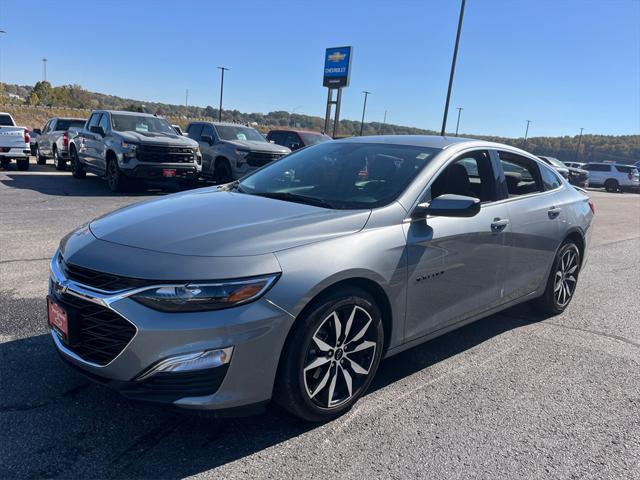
[0,147,30,159]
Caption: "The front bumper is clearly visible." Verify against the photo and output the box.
[48,252,293,411]
[122,163,199,180]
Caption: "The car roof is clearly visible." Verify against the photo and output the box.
[101,110,159,117]
[53,117,86,121]
[336,135,496,149]
[269,129,328,135]
[188,121,254,128]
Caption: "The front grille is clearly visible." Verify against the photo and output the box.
[246,151,285,167]
[63,260,148,291]
[136,145,195,164]
[51,287,136,366]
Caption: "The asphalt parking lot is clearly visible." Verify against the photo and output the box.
[1,159,639,479]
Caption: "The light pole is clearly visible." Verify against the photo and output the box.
[455,107,463,136]
[575,127,584,161]
[440,0,466,136]
[380,110,388,135]
[523,120,532,145]
[289,105,302,127]
[359,91,371,136]
[42,58,47,81]
[0,30,6,102]
[185,89,189,108]
[217,66,230,122]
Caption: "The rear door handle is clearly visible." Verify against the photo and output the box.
[548,207,561,219]
[491,218,509,233]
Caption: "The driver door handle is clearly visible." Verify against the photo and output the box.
[491,218,509,233]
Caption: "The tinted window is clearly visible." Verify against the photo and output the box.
[268,131,287,146]
[240,142,441,209]
[0,114,14,126]
[201,124,214,139]
[56,119,86,131]
[540,164,561,190]
[498,151,544,197]
[284,132,301,148]
[87,113,101,128]
[98,114,110,132]
[430,150,497,202]
[614,165,638,174]
[187,124,203,140]
[584,164,610,172]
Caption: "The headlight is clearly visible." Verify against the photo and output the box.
[131,274,279,312]
[121,141,138,150]
[235,149,250,157]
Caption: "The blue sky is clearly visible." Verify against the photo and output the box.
[1,0,638,137]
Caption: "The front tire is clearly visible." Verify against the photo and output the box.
[36,145,47,165]
[533,241,581,315]
[275,287,384,422]
[53,148,66,171]
[106,158,128,192]
[70,148,86,179]
[213,159,233,184]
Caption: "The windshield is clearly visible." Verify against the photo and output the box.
[239,142,440,209]
[111,114,176,134]
[300,132,332,145]
[57,119,86,131]
[215,125,266,142]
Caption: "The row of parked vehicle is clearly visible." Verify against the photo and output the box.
[3,109,638,193]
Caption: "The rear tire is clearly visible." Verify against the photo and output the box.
[0,158,10,169]
[36,145,46,165]
[533,240,581,315]
[16,158,29,171]
[70,148,86,179]
[604,179,619,193]
[274,287,384,422]
[53,148,66,171]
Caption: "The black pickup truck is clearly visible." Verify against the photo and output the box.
[69,110,201,192]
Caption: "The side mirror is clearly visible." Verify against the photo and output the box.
[200,134,214,145]
[412,194,481,219]
[90,125,105,136]
[289,142,301,150]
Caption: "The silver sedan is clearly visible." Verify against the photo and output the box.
[47,136,594,421]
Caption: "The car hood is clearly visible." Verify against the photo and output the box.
[89,188,370,257]
[118,130,197,147]
[223,139,290,154]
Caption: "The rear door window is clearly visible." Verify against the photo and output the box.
[498,151,544,197]
[584,164,610,172]
[540,164,562,190]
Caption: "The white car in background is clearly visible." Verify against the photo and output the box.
[0,112,31,170]
[582,162,640,192]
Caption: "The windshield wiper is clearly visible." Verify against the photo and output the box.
[251,191,336,209]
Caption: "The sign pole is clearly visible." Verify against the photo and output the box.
[324,88,333,134]
[333,88,342,138]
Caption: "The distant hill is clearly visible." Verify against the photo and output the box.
[2,82,638,164]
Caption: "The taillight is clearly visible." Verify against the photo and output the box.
[588,200,595,215]
[24,129,30,144]
[63,131,69,147]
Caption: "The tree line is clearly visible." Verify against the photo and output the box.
[2,82,638,164]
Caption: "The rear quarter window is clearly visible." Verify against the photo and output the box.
[614,165,638,174]
[540,165,562,190]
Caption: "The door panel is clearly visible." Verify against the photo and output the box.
[403,203,510,340]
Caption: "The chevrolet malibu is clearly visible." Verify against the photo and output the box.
[48,136,594,421]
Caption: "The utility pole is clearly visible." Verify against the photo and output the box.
[523,120,532,145]
[185,89,189,108]
[0,31,6,102]
[440,0,466,136]
[42,58,47,81]
[575,127,584,161]
[380,110,387,135]
[359,91,371,136]
[217,66,230,122]
[455,107,463,136]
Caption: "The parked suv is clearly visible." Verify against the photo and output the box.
[69,110,201,192]
[186,122,290,183]
[36,117,86,170]
[582,162,640,192]
[267,129,332,151]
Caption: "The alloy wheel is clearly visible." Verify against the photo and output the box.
[303,304,378,409]
[554,245,579,307]
[53,150,59,168]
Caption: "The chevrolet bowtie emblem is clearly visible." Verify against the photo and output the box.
[327,51,346,62]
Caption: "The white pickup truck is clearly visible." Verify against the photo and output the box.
[0,112,31,170]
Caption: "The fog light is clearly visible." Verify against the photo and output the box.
[136,347,233,381]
